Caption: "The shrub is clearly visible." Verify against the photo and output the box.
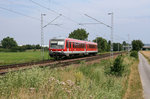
[130,51,138,59]
[0,48,11,52]
[11,46,26,52]
[74,71,83,85]
[110,55,124,76]
[0,46,26,52]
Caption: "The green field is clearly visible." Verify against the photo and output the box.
[0,55,139,99]
[0,51,51,66]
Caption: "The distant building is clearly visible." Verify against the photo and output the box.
[142,44,150,50]
[123,44,132,51]
[43,45,49,48]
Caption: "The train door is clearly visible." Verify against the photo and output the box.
[86,43,88,52]
[84,43,86,52]
[71,42,73,53]
[70,42,73,52]
[66,40,69,52]
[69,42,71,52]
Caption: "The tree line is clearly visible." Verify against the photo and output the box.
[0,28,144,52]
[0,37,41,52]
[68,28,144,52]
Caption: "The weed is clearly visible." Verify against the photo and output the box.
[74,71,83,85]
[0,55,138,99]
[130,51,138,59]
[110,55,124,76]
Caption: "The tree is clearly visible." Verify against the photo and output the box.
[113,43,123,51]
[122,41,127,46]
[1,37,18,49]
[35,44,41,49]
[132,40,144,51]
[68,28,89,40]
[93,37,108,52]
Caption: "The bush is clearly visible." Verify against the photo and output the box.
[110,55,124,76]
[130,51,138,59]
[0,48,11,52]
[11,46,26,52]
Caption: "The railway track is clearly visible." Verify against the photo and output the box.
[0,52,126,75]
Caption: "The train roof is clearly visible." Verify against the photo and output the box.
[66,38,97,45]
[50,38,97,45]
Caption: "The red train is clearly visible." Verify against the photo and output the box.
[49,38,98,59]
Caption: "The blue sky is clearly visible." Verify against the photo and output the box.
[0,0,150,45]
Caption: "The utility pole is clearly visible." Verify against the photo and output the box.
[80,13,114,59]
[41,14,46,60]
[128,34,130,54]
[41,14,62,60]
[108,12,114,58]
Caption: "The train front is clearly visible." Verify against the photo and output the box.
[49,39,66,59]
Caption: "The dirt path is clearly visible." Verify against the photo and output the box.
[139,53,150,99]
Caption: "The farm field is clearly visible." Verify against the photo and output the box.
[0,55,143,99]
[141,51,150,63]
[0,51,51,66]
[0,50,123,66]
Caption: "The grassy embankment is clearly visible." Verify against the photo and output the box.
[141,51,150,64]
[0,54,143,99]
[0,50,51,66]
[123,58,143,99]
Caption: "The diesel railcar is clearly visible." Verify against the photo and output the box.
[49,38,98,59]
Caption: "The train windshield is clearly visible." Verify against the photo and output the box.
[50,40,64,49]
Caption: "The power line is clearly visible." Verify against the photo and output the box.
[1,1,129,44]
[30,0,58,14]
[30,0,94,35]
[29,0,79,24]
[0,6,40,21]
[85,14,111,28]
[43,14,62,28]
[0,6,65,29]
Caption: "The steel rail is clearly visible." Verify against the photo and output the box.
[0,52,126,75]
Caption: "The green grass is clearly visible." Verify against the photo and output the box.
[0,51,125,66]
[0,55,135,99]
[98,51,125,55]
[0,51,51,66]
[123,60,143,99]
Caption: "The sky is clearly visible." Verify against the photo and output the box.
[0,0,150,45]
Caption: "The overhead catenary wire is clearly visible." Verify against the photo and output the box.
[0,6,40,21]
[84,14,112,28]
[1,0,129,43]
[30,0,119,40]
[29,0,95,36]
[29,0,79,24]
[0,6,127,43]
[43,14,62,28]
[0,6,69,30]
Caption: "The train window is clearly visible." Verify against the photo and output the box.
[79,43,81,48]
[89,44,96,48]
[73,42,75,48]
[70,42,71,48]
[75,43,79,48]
[50,40,64,49]
[58,41,64,45]
[66,41,68,48]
